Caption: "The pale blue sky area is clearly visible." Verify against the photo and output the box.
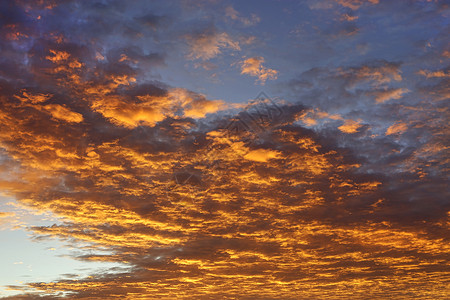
[0,196,128,297]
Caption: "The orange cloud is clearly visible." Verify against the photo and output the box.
[344,63,402,87]
[386,122,408,135]
[1,2,448,298]
[240,57,278,84]
[417,69,450,78]
[297,109,344,127]
[341,13,359,21]
[0,211,15,228]
[2,86,448,298]
[13,90,83,123]
[372,88,409,103]
[336,0,379,10]
[90,94,172,128]
[338,119,362,133]
[14,91,52,104]
[169,88,225,119]
[45,49,70,63]
[243,148,282,162]
[42,104,84,123]
[87,84,223,128]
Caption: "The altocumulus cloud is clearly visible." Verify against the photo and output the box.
[0,0,449,299]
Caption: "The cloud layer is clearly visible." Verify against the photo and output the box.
[0,0,449,299]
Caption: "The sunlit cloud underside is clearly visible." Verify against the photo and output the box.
[0,0,449,299]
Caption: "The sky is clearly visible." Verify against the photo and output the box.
[0,0,449,299]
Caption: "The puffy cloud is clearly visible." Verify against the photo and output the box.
[239,57,278,85]
[89,86,224,128]
[91,93,171,128]
[169,88,225,119]
[338,119,362,133]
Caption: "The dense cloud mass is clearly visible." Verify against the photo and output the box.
[0,0,449,299]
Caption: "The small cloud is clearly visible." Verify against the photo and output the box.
[45,50,70,63]
[14,90,83,123]
[302,117,318,126]
[336,0,379,10]
[43,104,84,123]
[308,0,378,10]
[341,13,359,21]
[95,52,105,61]
[417,70,449,79]
[0,211,17,228]
[186,31,240,60]
[169,88,225,118]
[239,57,278,85]
[338,119,361,133]
[225,6,239,20]
[307,1,334,10]
[14,90,52,104]
[0,212,15,218]
[297,109,343,127]
[244,148,282,162]
[346,62,403,86]
[386,122,408,135]
[225,6,260,26]
[371,88,409,103]
[239,35,257,45]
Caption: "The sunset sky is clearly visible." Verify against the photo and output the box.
[0,0,449,299]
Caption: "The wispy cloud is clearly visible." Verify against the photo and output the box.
[186,30,240,60]
[225,6,260,26]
